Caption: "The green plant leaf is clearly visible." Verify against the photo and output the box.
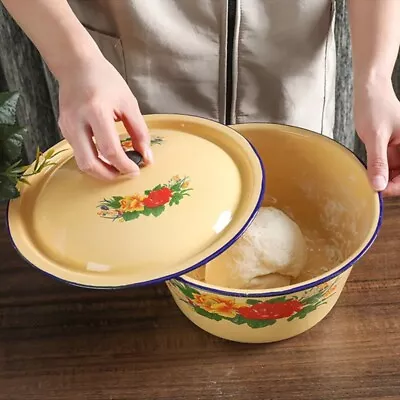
[10,165,28,175]
[0,123,25,141]
[0,91,62,201]
[0,91,19,125]
[18,177,30,185]
[1,128,25,161]
[122,211,140,221]
[2,159,24,176]
[246,319,277,329]
[51,149,68,159]
[0,176,20,201]
[33,146,41,171]
[45,148,55,159]
[150,205,165,217]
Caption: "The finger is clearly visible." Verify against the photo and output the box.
[383,176,400,197]
[119,98,153,165]
[90,108,140,175]
[365,132,390,192]
[389,168,400,181]
[67,126,120,180]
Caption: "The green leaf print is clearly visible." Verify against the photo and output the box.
[150,205,165,217]
[142,207,152,216]
[225,314,248,325]
[267,296,288,304]
[173,281,200,300]
[194,306,223,321]
[246,299,262,305]
[246,319,277,329]
[301,293,324,306]
[287,304,318,321]
[122,211,140,221]
[105,196,123,209]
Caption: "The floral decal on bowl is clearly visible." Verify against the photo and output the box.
[121,135,164,151]
[167,278,339,329]
[97,176,192,222]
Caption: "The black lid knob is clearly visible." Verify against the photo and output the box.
[125,150,144,167]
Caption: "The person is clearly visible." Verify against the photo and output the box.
[2,0,400,196]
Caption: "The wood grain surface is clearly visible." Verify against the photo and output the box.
[0,199,400,400]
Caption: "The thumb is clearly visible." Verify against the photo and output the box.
[365,133,389,192]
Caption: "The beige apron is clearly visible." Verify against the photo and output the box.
[68,0,336,137]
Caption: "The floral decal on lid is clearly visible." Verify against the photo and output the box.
[97,176,192,222]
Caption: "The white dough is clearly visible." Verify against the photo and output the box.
[205,207,307,290]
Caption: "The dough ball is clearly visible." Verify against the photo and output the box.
[204,207,307,290]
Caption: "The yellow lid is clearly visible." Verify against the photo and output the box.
[7,115,264,288]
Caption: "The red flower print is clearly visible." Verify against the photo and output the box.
[143,187,172,208]
[238,300,303,320]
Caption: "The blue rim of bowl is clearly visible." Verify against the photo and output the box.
[173,122,384,298]
[5,116,266,290]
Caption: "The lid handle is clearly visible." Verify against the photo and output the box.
[125,150,144,167]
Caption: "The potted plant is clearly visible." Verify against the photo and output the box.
[0,91,61,202]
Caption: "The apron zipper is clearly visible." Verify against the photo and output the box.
[226,0,236,125]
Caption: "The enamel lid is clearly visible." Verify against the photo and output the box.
[7,114,264,288]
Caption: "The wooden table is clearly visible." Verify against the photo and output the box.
[1,200,400,400]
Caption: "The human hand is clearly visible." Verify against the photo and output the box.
[354,78,400,197]
[58,55,153,180]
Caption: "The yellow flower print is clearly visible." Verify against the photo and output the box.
[319,282,330,290]
[119,194,145,212]
[192,293,238,318]
[324,285,337,298]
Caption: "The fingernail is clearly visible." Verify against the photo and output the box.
[145,148,154,164]
[372,175,387,191]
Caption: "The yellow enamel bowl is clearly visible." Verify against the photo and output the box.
[166,123,383,344]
